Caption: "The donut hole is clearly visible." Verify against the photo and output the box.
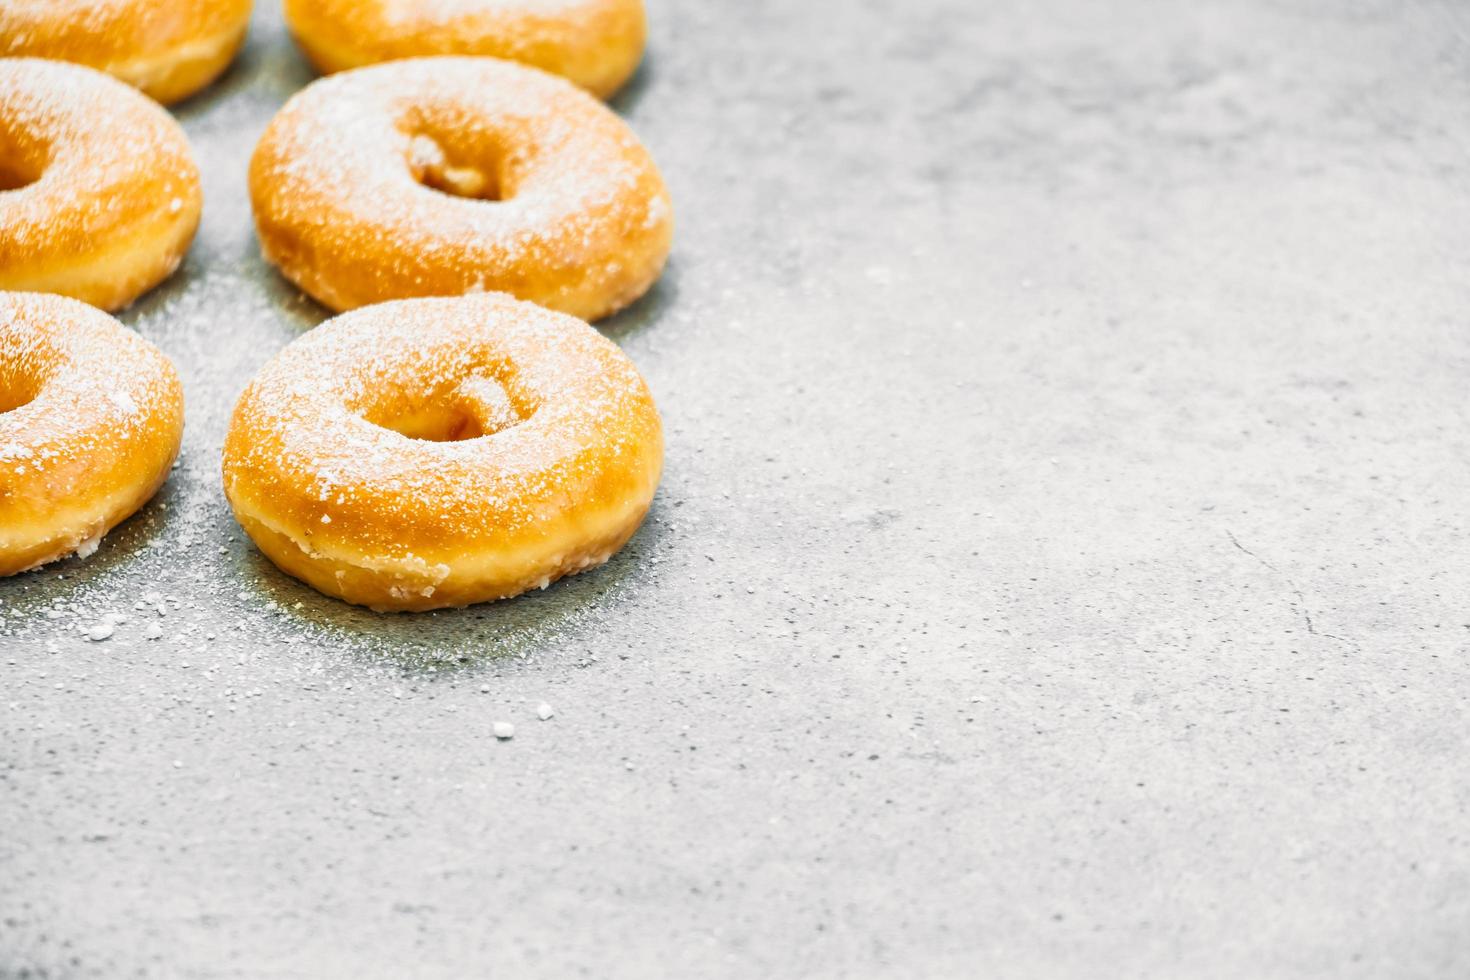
[0,166,33,192]
[405,131,507,202]
[0,156,40,192]
[376,403,486,442]
[0,123,46,192]
[364,373,529,442]
[0,376,40,415]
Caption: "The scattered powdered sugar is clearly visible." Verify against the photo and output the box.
[82,611,127,641]
[83,620,114,641]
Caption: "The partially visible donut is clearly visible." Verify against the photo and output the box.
[0,59,202,311]
[248,56,672,322]
[0,0,253,105]
[221,294,663,612]
[0,292,184,576]
[284,0,644,99]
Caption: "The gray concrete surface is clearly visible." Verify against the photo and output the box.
[4,0,1470,976]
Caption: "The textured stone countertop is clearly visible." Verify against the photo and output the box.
[4,0,1469,976]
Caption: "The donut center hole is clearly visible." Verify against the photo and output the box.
[0,159,39,192]
[368,374,527,442]
[407,133,505,202]
[379,403,486,442]
[0,121,48,191]
[0,379,39,415]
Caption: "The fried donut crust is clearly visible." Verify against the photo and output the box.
[221,294,663,612]
[0,292,184,576]
[0,59,202,311]
[248,56,672,322]
[284,0,644,99]
[0,0,253,105]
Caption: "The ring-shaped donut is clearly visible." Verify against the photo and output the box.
[0,59,203,311]
[284,0,644,99]
[0,0,253,105]
[221,293,663,611]
[0,292,184,576]
[248,56,672,322]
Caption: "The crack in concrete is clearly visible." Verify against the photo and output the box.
[1226,530,1357,649]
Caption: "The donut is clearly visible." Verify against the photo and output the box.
[283,0,644,99]
[248,57,672,322]
[0,59,203,311]
[221,293,663,612]
[0,0,253,105]
[0,292,184,577]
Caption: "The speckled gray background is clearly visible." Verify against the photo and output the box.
[4,0,1470,976]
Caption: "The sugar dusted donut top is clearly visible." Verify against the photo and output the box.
[0,291,184,573]
[248,56,672,320]
[0,59,201,307]
[1,0,253,102]
[0,293,180,482]
[0,58,197,253]
[221,293,663,609]
[283,0,646,98]
[223,293,662,551]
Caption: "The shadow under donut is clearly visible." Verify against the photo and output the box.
[172,14,317,121]
[599,260,679,345]
[168,46,252,121]
[234,499,668,672]
[115,251,200,326]
[240,241,333,332]
[607,56,654,119]
[247,245,679,344]
[0,474,180,616]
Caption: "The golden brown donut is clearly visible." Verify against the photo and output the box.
[0,292,184,576]
[221,293,663,612]
[248,56,672,322]
[284,0,644,99]
[0,0,253,105]
[0,59,203,311]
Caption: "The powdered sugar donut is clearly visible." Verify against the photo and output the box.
[221,293,663,611]
[0,292,184,576]
[284,0,644,99]
[248,57,672,322]
[0,0,253,105]
[0,59,202,311]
